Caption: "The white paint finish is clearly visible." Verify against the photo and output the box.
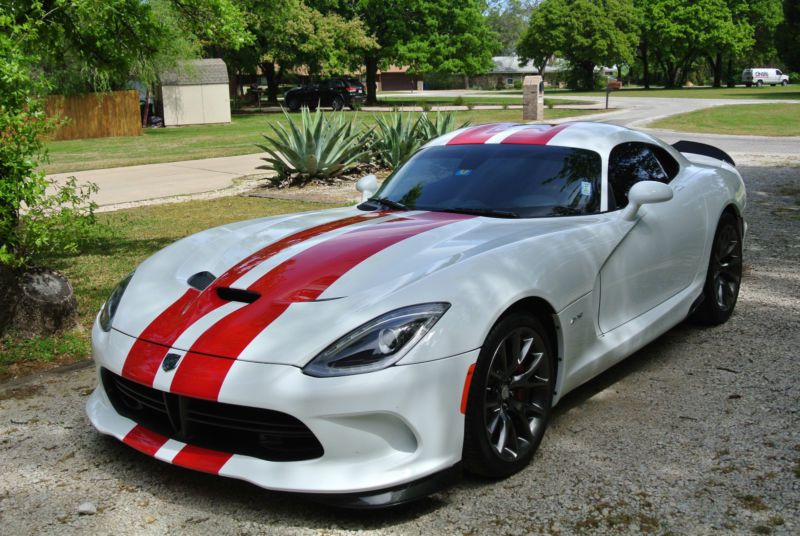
[88,122,748,495]
[154,439,186,463]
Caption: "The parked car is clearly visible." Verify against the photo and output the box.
[742,68,789,87]
[88,122,745,508]
[283,77,366,111]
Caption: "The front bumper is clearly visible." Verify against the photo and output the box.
[87,332,477,497]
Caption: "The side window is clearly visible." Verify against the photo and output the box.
[332,79,345,88]
[776,70,782,76]
[608,142,669,210]
[651,145,680,180]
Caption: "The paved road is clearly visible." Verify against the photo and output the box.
[47,94,799,208]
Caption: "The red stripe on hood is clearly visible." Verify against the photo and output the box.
[446,123,518,145]
[500,123,571,145]
[120,213,384,386]
[169,212,474,401]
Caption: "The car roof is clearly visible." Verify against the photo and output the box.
[424,121,682,161]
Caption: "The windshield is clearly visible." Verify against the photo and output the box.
[364,144,602,218]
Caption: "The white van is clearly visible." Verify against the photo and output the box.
[742,68,789,87]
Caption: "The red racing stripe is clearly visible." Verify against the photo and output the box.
[172,444,233,474]
[169,212,474,401]
[122,424,169,457]
[120,213,384,386]
[447,123,517,145]
[501,123,571,145]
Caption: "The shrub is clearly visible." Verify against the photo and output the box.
[453,96,466,106]
[466,103,475,110]
[419,101,433,112]
[513,80,523,90]
[418,111,470,141]
[371,112,424,169]
[258,107,369,186]
[0,19,101,269]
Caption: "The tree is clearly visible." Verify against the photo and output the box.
[225,0,376,105]
[486,0,538,56]
[5,0,250,95]
[777,0,800,73]
[517,0,568,74]
[557,0,639,89]
[331,0,497,104]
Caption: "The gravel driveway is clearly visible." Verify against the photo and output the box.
[1,162,798,535]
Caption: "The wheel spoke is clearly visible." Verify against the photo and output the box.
[512,351,543,386]
[494,413,508,454]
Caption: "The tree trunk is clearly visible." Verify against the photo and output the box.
[726,56,735,87]
[641,38,650,89]
[709,52,723,87]
[263,62,279,105]
[579,61,595,90]
[0,268,78,338]
[365,54,379,105]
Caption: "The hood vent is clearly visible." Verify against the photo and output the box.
[187,271,216,291]
[217,287,260,304]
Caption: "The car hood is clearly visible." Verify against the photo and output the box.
[111,207,596,365]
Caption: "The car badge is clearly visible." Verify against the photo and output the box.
[162,353,181,372]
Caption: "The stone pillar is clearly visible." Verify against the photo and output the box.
[416,78,424,92]
[523,75,544,121]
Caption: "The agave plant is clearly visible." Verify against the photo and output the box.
[258,107,369,185]
[418,111,470,142]
[371,112,424,169]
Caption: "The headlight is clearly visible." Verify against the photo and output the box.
[303,303,450,377]
[98,272,134,332]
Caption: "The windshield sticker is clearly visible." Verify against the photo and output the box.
[581,181,592,196]
[455,169,473,176]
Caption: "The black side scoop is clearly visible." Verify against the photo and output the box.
[216,287,260,304]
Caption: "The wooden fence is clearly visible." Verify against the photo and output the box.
[45,90,142,141]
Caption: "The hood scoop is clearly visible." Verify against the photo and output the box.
[216,287,260,304]
[187,271,216,291]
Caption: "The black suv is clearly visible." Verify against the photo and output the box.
[283,77,366,111]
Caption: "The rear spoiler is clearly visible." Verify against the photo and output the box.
[672,140,735,167]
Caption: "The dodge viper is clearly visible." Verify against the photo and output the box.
[87,122,746,507]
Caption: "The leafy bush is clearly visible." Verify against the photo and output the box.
[0,17,102,269]
[258,107,369,186]
[453,96,466,106]
[419,101,433,112]
[513,80,523,90]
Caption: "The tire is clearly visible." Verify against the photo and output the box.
[756,80,763,87]
[463,312,554,478]
[691,213,742,325]
[331,96,344,111]
[745,83,752,88]
[782,80,788,86]
[286,97,300,112]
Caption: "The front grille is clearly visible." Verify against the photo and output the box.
[102,369,323,461]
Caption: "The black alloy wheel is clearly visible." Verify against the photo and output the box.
[692,213,743,325]
[331,96,345,111]
[463,313,553,478]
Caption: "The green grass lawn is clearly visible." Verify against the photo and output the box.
[650,103,800,136]
[0,196,331,378]
[543,85,800,100]
[45,108,600,174]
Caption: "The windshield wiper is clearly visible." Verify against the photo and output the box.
[437,207,519,219]
[367,197,408,211]
[548,205,584,216]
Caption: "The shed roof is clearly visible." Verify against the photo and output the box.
[161,58,229,86]
[490,56,539,75]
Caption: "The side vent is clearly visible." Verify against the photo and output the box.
[217,287,260,304]
[188,271,216,291]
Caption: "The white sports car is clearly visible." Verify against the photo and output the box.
[87,122,746,507]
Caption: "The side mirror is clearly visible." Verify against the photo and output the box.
[356,174,378,202]
[621,181,673,221]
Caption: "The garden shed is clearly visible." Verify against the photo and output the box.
[159,58,231,126]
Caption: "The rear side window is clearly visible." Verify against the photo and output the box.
[608,142,670,210]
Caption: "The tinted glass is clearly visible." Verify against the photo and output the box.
[608,143,669,209]
[371,144,602,218]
